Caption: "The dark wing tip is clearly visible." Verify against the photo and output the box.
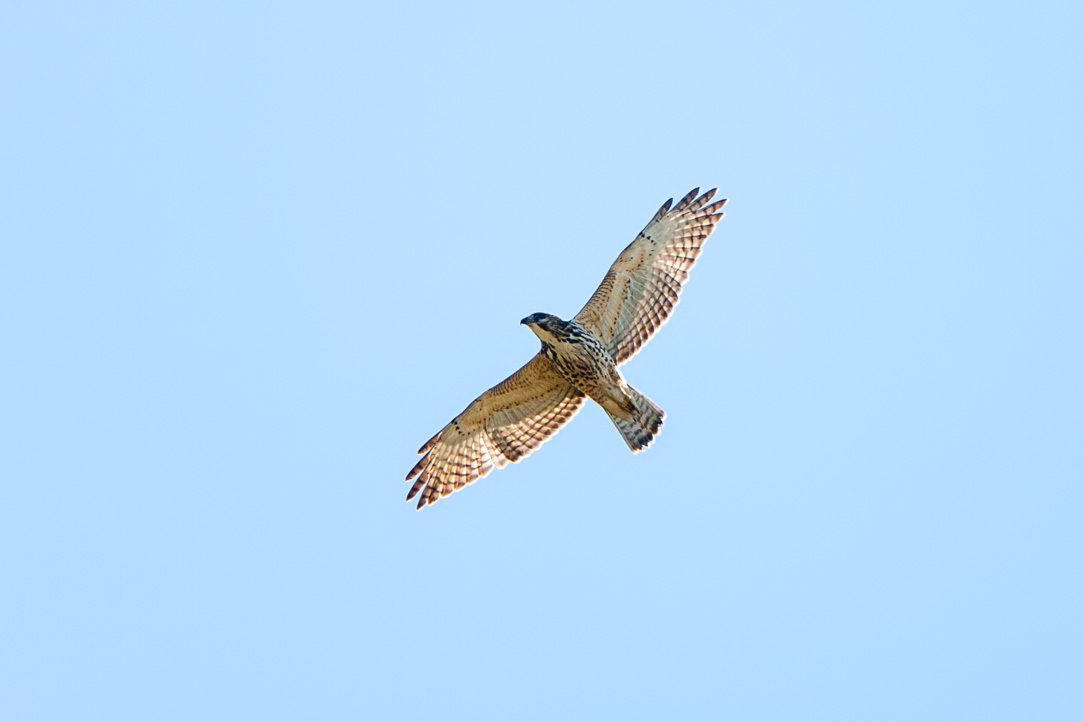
[673,188,699,212]
[405,453,429,481]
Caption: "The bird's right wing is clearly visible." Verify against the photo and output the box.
[574,188,726,365]
[406,353,585,509]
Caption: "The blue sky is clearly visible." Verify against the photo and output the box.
[2,1,1081,719]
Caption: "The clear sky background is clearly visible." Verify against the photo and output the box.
[2,1,1081,720]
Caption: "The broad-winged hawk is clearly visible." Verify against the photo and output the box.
[406,188,727,508]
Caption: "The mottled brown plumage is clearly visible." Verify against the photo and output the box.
[405,354,585,509]
[406,188,727,509]
[575,187,728,364]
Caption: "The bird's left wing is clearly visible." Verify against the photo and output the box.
[406,353,585,509]
[574,188,727,365]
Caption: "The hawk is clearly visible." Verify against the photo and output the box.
[406,188,727,508]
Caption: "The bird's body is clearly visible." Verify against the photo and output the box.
[524,314,633,422]
[406,187,727,508]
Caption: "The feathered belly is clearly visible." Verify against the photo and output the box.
[542,341,627,410]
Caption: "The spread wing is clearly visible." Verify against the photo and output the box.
[574,188,727,365]
[405,353,585,509]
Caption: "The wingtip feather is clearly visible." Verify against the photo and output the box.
[674,188,699,212]
[418,432,440,455]
[405,454,429,482]
[406,476,425,500]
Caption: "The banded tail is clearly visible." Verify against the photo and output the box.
[607,385,664,452]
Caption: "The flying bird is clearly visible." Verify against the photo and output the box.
[406,188,727,508]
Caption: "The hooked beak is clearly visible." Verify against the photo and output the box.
[520,316,532,325]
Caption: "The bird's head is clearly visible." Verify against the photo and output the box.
[521,312,564,342]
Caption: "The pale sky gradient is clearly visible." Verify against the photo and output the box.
[2,1,1082,720]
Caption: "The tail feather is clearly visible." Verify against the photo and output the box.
[607,386,664,452]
